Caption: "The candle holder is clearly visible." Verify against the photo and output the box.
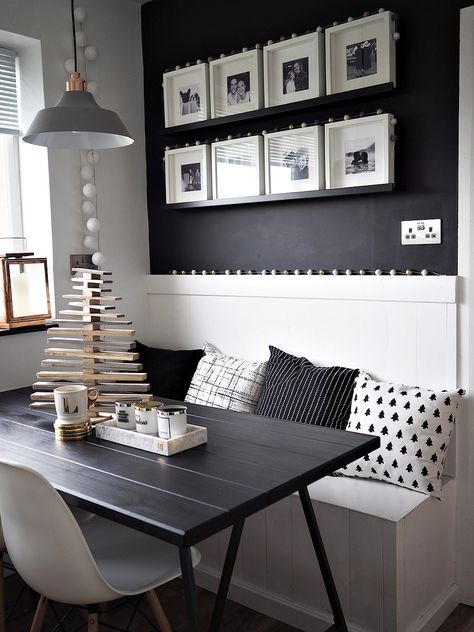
[0,252,51,329]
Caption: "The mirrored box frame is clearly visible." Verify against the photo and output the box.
[325,11,397,96]
[163,63,210,128]
[211,135,264,199]
[324,113,394,189]
[263,31,325,108]
[165,144,211,203]
[264,126,325,194]
[209,49,263,118]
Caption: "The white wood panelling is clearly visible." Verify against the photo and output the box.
[145,274,459,630]
[145,275,457,389]
[195,480,456,632]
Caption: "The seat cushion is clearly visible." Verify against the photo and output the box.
[338,375,464,495]
[136,341,204,400]
[185,343,267,413]
[255,346,359,429]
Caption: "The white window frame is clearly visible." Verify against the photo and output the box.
[0,133,23,237]
[0,46,23,240]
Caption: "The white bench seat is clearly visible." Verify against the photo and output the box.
[195,475,457,632]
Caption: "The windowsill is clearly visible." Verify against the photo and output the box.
[0,324,50,337]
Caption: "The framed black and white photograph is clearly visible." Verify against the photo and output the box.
[264,126,324,194]
[325,11,397,95]
[325,113,394,189]
[263,32,324,107]
[165,144,211,203]
[210,50,263,118]
[211,136,264,199]
[163,63,210,128]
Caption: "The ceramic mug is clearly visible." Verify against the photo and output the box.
[53,385,98,425]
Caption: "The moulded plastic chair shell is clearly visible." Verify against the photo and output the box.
[0,520,4,632]
[0,459,200,628]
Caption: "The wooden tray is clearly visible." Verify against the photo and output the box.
[95,419,207,456]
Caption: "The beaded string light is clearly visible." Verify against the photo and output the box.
[162,108,396,154]
[170,269,434,276]
[163,8,399,77]
[70,7,105,268]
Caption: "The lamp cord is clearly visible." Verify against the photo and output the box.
[71,0,77,72]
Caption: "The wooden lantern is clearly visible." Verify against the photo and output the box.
[0,253,51,329]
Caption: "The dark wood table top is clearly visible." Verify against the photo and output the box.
[0,388,380,547]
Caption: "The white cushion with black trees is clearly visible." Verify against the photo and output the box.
[339,376,463,495]
[185,343,267,413]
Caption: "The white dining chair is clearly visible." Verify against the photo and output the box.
[0,459,200,632]
[0,522,5,632]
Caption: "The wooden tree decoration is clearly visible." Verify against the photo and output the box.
[31,268,151,419]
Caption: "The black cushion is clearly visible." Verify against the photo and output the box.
[255,346,359,429]
[136,341,204,400]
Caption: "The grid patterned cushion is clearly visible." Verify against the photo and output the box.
[185,343,267,413]
[339,376,464,495]
[255,346,360,429]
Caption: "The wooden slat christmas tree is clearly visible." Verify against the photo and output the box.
[31,268,151,418]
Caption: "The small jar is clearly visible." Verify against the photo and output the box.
[157,405,187,439]
[133,400,164,434]
[115,401,136,430]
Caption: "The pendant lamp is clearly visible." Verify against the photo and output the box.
[23,0,133,150]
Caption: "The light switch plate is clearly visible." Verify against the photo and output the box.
[401,219,441,245]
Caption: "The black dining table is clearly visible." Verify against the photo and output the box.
[0,388,379,632]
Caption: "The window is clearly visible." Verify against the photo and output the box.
[0,47,22,241]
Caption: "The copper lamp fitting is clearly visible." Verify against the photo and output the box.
[66,72,86,92]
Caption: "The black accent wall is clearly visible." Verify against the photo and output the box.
[142,0,466,275]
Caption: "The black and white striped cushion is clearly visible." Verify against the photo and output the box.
[255,346,359,429]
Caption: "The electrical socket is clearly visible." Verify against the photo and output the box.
[401,219,441,245]
[69,254,97,274]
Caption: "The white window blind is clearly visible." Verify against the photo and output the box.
[0,47,19,135]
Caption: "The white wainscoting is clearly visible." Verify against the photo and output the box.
[145,274,457,389]
[145,274,459,631]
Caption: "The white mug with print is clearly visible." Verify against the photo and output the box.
[54,385,97,424]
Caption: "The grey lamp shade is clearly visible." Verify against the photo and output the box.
[23,90,134,150]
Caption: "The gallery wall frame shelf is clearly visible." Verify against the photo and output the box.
[161,183,394,210]
[161,82,396,136]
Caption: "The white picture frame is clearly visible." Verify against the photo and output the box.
[210,50,263,118]
[165,144,211,203]
[263,32,325,107]
[325,11,397,95]
[325,113,394,189]
[163,64,210,128]
[212,136,264,199]
[264,126,324,194]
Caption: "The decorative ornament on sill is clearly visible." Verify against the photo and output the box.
[30,268,151,420]
[0,239,51,330]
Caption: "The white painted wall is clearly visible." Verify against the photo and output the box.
[0,0,148,390]
[456,5,474,606]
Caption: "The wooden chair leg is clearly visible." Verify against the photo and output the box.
[0,553,5,632]
[87,610,99,632]
[145,589,173,632]
[30,595,48,632]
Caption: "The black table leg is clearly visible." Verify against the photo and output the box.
[208,520,245,632]
[298,487,348,632]
[180,546,200,632]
